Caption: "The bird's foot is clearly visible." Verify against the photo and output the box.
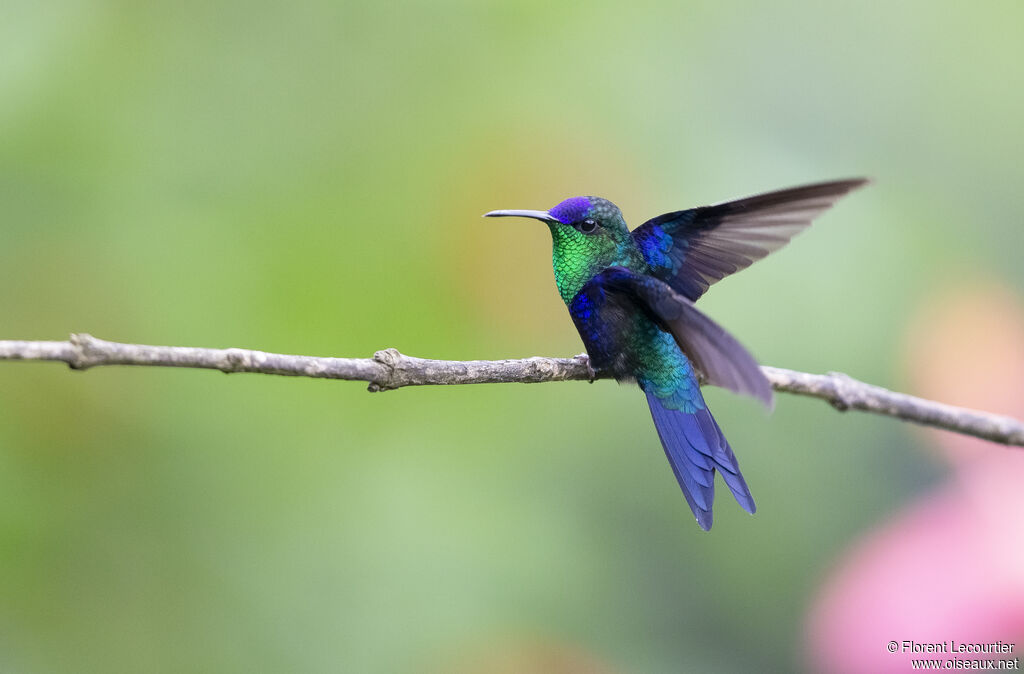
[574,353,598,383]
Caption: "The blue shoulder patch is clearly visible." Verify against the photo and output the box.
[633,223,680,274]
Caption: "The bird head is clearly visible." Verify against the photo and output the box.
[484,196,634,302]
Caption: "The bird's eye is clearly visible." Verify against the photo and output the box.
[578,218,598,233]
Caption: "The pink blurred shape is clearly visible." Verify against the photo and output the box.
[806,281,1024,673]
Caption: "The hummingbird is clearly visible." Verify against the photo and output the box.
[485,179,867,530]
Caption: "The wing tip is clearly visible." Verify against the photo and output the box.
[756,379,775,411]
[827,176,872,196]
[830,176,871,187]
[720,176,873,210]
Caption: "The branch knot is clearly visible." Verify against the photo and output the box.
[68,333,101,370]
[369,348,403,392]
[222,348,248,373]
[823,371,852,411]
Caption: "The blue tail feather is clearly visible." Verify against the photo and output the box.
[645,391,756,530]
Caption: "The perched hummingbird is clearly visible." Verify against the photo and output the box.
[485,179,867,530]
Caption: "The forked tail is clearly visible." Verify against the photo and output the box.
[645,390,756,531]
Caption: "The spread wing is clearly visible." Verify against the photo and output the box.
[631,178,869,301]
[574,268,772,407]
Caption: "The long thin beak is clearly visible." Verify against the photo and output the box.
[482,209,555,222]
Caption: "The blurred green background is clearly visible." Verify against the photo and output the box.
[2,2,1022,672]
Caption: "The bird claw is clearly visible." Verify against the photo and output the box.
[574,353,597,382]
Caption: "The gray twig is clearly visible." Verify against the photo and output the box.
[2,334,1022,447]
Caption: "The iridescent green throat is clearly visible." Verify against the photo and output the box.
[548,224,641,304]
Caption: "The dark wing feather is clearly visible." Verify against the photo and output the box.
[632,178,869,301]
[591,268,773,408]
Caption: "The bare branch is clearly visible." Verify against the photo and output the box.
[2,334,1022,447]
